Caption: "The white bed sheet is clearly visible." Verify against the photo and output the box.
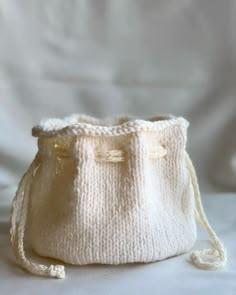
[1,187,235,295]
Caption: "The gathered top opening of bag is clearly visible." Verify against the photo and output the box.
[32,114,187,137]
[10,114,227,279]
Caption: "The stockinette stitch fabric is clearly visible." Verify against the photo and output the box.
[10,114,227,279]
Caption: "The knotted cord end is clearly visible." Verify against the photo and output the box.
[47,265,65,279]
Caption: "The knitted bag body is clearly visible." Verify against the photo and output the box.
[10,115,227,279]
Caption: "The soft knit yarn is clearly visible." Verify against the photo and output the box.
[10,115,227,279]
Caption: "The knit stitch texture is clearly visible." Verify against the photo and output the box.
[29,115,196,264]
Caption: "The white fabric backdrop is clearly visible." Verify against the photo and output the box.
[1,0,236,203]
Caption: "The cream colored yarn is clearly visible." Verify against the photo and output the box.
[10,115,227,279]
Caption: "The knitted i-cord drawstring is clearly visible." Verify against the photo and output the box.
[10,153,65,279]
[186,152,227,269]
[10,151,227,279]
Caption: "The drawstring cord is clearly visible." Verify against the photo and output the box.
[185,152,227,270]
[10,153,65,279]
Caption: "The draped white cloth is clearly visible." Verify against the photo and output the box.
[0,0,236,203]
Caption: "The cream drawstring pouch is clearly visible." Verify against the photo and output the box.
[10,115,227,279]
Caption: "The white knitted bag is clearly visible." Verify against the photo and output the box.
[10,115,227,279]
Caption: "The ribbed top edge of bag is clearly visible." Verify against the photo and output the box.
[32,114,189,138]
